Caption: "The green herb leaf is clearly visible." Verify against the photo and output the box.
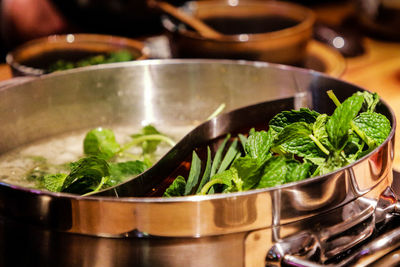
[199,168,237,195]
[269,108,320,134]
[184,151,202,196]
[257,156,287,188]
[353,112,391,146]
[196,147,213,193]
[43,173,68,192]
[210,134,230,177]
[164,176,187,197]
[217,139,240,173]
[131,125,163,154]
[231,156,263,190]
[62,156,110,194]
[326,94,364,149]
[83,128,120,160]
[108,160,149,186]
[285,161,312,183]
[245,130,273,162]
[355,91,380,113]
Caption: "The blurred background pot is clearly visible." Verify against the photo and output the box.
[6,33,148,76]
[162,0,316,65]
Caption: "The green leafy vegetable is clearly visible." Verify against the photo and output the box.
[61,156,110,194]
[47,50,135,73]
[245,130,273,162]
[257,156,287,188]
[165,90,391,197]
[131,125,163,154]
[353,112,391,145]
[196,147,213,193]
[269,108,320,134]
[326,93,364,149]
[44,173,68,192]
[108,161,149,186]
[184,151,202,196]
[164,176,186,197]
[37,125,173,195]
[84,128,120,160]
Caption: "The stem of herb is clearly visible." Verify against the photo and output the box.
[119,134,176,153]
[327,90,342,107]
[199,178,225,195]
[308,134,330,155]
[82,176,108,196]
[206,103,226,120]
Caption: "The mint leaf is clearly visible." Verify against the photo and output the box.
[164,176,186,197]
[131,125,163,154]
[108,160,148,186]
[343,133,364,163]
[231,156,263,190]
[285,161,312,183]
[245,130,273,162]
[44,173,68,192]
[355,91,379,112]
[257,156,287,188]
[62,156,110,194]
[353,112,391,146]
[326,94,364,149]
[84,128,120,160]
[199,168,237,195]
[269,108,320,134]
[313,114,334,151]
[315,152,346,176]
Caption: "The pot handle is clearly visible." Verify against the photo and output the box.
[266,185,400,267]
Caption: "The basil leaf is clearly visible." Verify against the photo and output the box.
[257,156,287,188]
[164,176,187,197]
[84,128,120,160]
[353,112,391,146]
[326,94,364,149]
[269,108,320,134]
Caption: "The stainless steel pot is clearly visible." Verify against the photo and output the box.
[0,60,397,267]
